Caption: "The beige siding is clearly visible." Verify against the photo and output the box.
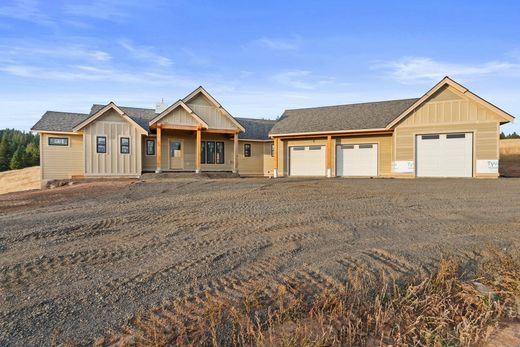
[83,109,142,176]
[41,133,83,180]
[237,141,265,175]
[263,142,275,176]
[336,134,393,176]
[186,94,237,129]
[161,107,198,126]
[142,136,157,171]
[394,86,501,178]
[278,138,327,177]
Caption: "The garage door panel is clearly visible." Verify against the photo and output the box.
[336,144,378,177]
[416,133,473,177]
[289,146,325,176]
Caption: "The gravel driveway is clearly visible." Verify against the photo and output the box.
[1,177,519,345]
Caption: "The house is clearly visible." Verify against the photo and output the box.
[32,77,514,182]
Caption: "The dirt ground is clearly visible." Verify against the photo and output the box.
[1,176,520,346]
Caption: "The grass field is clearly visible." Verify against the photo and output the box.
[0,166,40,195]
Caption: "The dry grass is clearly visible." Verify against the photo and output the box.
[0,166,40,195]
[99,250,520,347]
[500,139,520,156]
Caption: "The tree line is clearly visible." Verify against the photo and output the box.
[0,129,39,172]
[500,132,520,139]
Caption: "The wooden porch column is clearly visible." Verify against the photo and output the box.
[155,125,162,173]
[233,132,239,174]
[273,137,279,178]
[326,135,332,178]
[196,126,201,174]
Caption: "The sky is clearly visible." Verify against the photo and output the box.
[0,0,519,133]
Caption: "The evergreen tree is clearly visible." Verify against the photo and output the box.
[0,136,10,171]
[25,142,39,166]
[0,129,39,171]
[9,147,25,170]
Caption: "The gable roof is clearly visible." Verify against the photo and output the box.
[386,76,515,128]
[183,86,246,132]
[236,118,277,140]
[88,104,157,132]
[269,98,419,136]
[31,111,90,133]
[73,102,148,134]
[148,99,209,128]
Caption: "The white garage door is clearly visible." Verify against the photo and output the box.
[289,146,326,176]
[416,133,473,177]
[336,144,378,177]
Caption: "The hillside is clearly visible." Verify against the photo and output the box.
[0,166,40,195]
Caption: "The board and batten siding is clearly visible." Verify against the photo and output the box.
[83,110,142,176]
[393,86,502,177]
[186,94,237,129]
[41,133,83,180]
[160,107,198,126]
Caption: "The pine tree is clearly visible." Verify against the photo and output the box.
[25,142,39,166]
[0,136,10,171]
[9,147,25,170]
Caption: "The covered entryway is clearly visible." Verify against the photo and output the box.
[289,145,326,176]
[416,133,473,177]
[336,143,378,177]
[169,139,184,170]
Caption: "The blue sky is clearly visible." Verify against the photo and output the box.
[0,0,519,133]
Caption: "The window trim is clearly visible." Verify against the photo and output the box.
[244,143,252,157]
[96,136,107,154]
[145,139,155,156]
[216,141,225,164]
[270,143,275,157]
[120,137,130,154]
[48,136,69,146]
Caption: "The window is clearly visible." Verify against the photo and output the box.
[271,143,275,157]
[200,141,206,164]
[447,133,466,139]
[342,145,355,149]
[170,142,181,157]
[120,137,130,154]
[48,137,68,146]
[244,143,251,157]
[292,146,305,151]
[359,144,373,149]
[309,146,322,150]
[206,141,216,164]
[422,134,439,140]
[96,136,107,153]
[216,142,225,164]
[146,139,155,156]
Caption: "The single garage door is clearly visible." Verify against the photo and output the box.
[289,145,326,176]
[416,133,473,177]
[336,144,378,177]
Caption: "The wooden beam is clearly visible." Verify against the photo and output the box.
[157,123,200,131]
[326,135,332,177]
[272,130,393,140]
[273,138,279,178]
[196,126,201,174]
[203,128,240,134]
[233,133,238,174]
[156,126,162,173]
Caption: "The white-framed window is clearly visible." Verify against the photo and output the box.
[48,137,69,146]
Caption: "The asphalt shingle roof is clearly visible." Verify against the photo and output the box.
[31,111,89,132]
[269,98,420,135]
[90,104,157,131]
[236,117,277,140]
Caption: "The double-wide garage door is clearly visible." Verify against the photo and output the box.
[416,133,473,177]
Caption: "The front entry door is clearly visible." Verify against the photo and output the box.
[169,139,184,170]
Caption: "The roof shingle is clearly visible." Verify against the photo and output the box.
[31,111,89,132]
[236,118,277,140]
[269,98,419,135]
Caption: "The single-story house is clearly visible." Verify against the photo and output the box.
[32,77,514,182]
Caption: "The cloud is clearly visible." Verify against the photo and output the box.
[119,40,173,67]
[0,0,53,25]
[62,0,139,22]
[0,44,112,63]
[254,36,301,51]
[374,57,520,84]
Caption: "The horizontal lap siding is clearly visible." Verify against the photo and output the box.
[336,134,393,176]
[263,142,275,176]
[238,141,265,175]
[41,133,84,180]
